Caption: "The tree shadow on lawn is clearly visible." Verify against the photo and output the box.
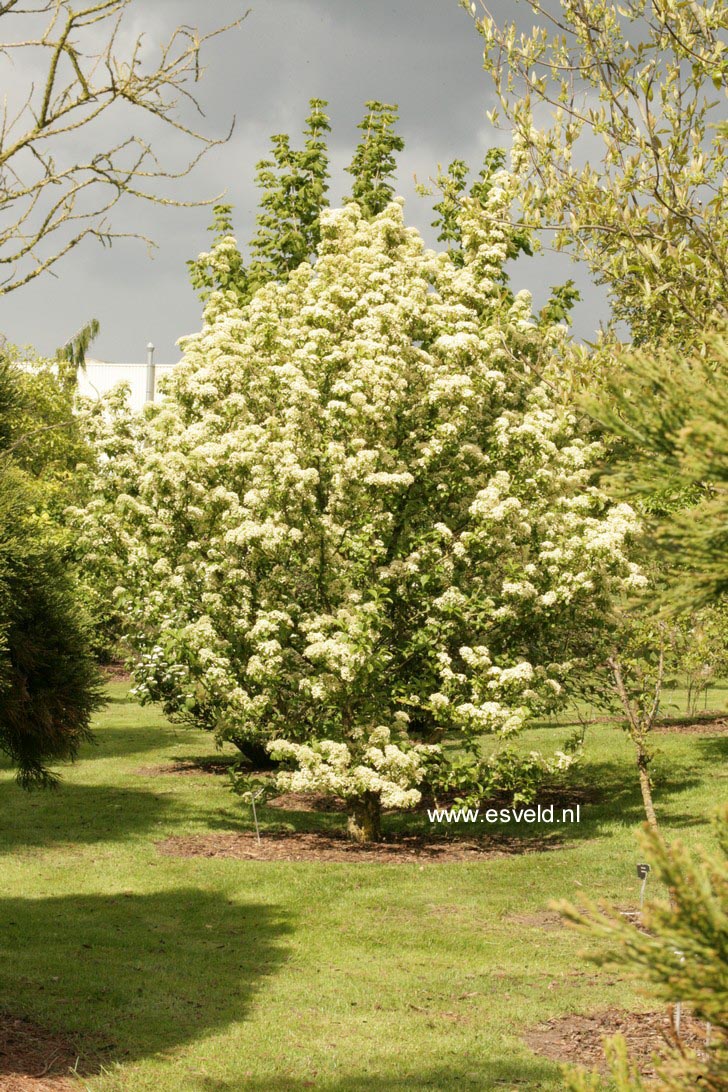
[0,889,290,1073]
[0,781,179,850]
[549,757,707,838]
[197,1056,558,1091]
[209,802,346,840]
[694,735,728,765]
[77,724,186,761]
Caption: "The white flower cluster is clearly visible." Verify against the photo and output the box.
[268,727,439,810]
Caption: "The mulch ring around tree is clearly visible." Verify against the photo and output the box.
[505,906,648,934]
[100,661,131,683]
[0,1013,94,1091]
[134,756,238,778]
[523,1008,711,1077]
[653,716,727,736]
[155,830,565,863]
[504,910,567,930]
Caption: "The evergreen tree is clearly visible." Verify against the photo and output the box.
[0,355,102,788]
[560,808,728,1091]
[586,329,728,611]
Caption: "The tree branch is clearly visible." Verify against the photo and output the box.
[0,1,249,294]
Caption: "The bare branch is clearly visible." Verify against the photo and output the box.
[0,1,249,294]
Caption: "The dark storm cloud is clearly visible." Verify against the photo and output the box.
[1,0,609,364]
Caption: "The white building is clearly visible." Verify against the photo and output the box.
[78,349,178,411]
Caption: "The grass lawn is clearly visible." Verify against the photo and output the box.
[1,682,726,1091]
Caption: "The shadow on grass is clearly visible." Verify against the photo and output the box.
[0,781,177,849]
[212,804,346,839]
[197,1056,559,1091]
[0,889,290,1071]
[695,735,728,764]
[553,757,706,837]
[164,753,240,775]
[77,724,185,762]
[215,755,707,848]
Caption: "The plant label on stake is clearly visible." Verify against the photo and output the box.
[240,788,265,845]
[636,863,650,910]
[250,788,264,846]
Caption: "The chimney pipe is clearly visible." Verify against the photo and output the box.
[145,342,155,403]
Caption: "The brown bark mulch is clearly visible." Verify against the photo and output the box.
[266,792,348,812]
[653,716,727,736]
[523,1007,710,1077]
[134,757,237,778]
[99,662,131,683]
[156,830,563,863]
[0,1013,89,1091]
[505,910,566,930]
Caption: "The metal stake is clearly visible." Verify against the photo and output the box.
[673,950,685,1040]
[250,788,264,845]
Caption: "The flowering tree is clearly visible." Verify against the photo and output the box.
[90,184,642,839]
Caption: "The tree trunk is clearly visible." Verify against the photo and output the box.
[636,746,658,832]
[608,653,661,833]
[230,737,279,770]
[347,792,382,843]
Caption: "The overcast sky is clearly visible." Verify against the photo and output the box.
[1,0,611,364]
